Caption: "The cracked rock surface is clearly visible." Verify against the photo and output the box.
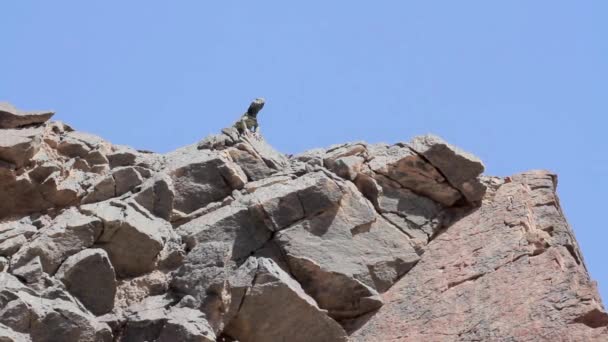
[0,102,606,341]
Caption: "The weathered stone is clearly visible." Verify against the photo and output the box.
[176,202,270,258]
[81,175,115,204]
[113,270,170,310]
[107,145,137,168]
[55,249,116,315]
[0,102,54,129]
[80,200,170,277]
[157,307,215,342]
[275,182,419,321]
[117,295,215,342]
[112,167,143,195]
[166,147,246,214]
[11,256,44,284]
[224,258,348,342]
[133,174,174,220]
[0,323,31,342]
[0,127,43,169]
[0,113,603,342]
[408,134,486,202]
[367,144,462,206]
[0,219,37,246]
[228,145,276,181]
[0,288,113,342]
[328,155,365,180]
[170,241,235,332]
[246,171,343,231]
[0,235,26,256]
[11,208,103,274]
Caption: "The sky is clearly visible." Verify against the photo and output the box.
[2,2,607,300]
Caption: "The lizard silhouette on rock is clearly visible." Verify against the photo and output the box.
[234,97,265,137]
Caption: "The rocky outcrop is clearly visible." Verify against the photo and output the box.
[0,102,605,341]
[0,102,54,129]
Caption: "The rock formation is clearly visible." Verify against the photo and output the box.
[0,103,606,341]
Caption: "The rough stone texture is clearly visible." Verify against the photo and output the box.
[10,208,103,275]
[0,273,112,342]
[166,146,247,214]
[0,107,605,341]
[223,258,348,342]
[0,102,54,129]
[55,248,117,315]
[408,134,486,202]
[80,200,172,277]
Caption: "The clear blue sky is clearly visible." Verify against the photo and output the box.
[3,2,607,300]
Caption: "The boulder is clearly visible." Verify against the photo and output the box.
[246,171,343,231]
[0,127,43,169]
[80,200,171,277]
[275,182,420,320]
[115,295,215,342]
[112,167,143,196]
[55,249,117,315]
[157,307,215,342]
[0,273,112,342]
[408,134,486,202]
[0,102,54,129]
[0,322,31,342]
[165,147,247,214]
[0,235,27,256]
[175,202,270,259]
[10,208,103,274]
[223,258,347,342]
[133,174,175,220]
[366,143,462,206]
[227,145,276,181]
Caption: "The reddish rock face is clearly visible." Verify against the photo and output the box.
[351,170,608,341]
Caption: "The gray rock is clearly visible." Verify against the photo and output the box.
[80,200,171,277]
[158,307,215,342]
[55,249,116,315]
[117,295,215,342]
[11,256,44,284]
[367,144,462,206]
[0,323,31,342]
[274,180,420,320]
[165,147,246,214]
[228,145,276,181]
[81,175,115,204]
[0,127,43,169]
[170,241,235,332]
[328,155,365,180]
[176,202,270,258]
[0,235,26,257]
[107,145,137,168]
[133,174,175,220]
[0,219,37,246]
[0,256,7,272]
[247,171,343,231]
[0,102,54,129]
[408,134,486,202]
[112,167,143,195]
[0,287,112,342]
[224,257,347,342]
[10,208,103,274]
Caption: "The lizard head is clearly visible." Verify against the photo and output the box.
[247,98,265,117]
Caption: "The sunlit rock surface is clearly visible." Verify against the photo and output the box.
[0,102,606,341]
